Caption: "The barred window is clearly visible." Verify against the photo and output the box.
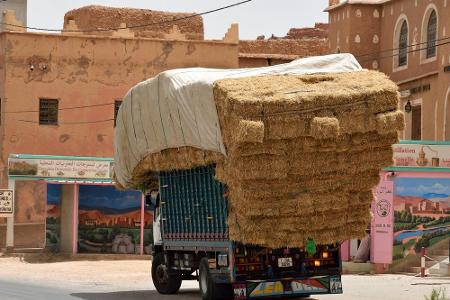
[39,99,58,125]
[398,21,408,67]
[114,100,122,127]
[426,10,437,58]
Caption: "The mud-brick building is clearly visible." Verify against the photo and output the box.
[0,5,239,251]
[0,4,329,252]
[239,23,330,67]
[326,0,450,141]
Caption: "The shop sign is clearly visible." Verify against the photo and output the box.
[392,143,450,168]
[0,190,14,217]
[371,181,394,264]
[8,157,113,180]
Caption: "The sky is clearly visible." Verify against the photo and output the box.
[27,0,329,40]
[395,178,450,199]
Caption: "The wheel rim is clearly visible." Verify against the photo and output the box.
[200,268,208,295]
[156,264,169,284]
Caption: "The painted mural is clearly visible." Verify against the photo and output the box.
[46,184,62,251]
[77,185,152,254]
[393,178,450,262]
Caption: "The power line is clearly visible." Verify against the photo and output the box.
[4,102,116,114]
[359,39,450,64]
[355,35,450,59]
[9,118,115,125]
[0,0,253,33]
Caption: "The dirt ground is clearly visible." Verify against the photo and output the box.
[0,257,448,300]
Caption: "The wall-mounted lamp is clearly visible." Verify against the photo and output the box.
[404,100,412,113]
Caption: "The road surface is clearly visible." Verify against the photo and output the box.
[0,257,448,300]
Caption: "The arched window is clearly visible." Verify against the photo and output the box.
[426,10,437,58]
[398,21,408,66]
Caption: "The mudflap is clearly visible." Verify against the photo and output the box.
[232,275,343,299]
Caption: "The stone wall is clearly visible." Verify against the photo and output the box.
[239,39,329,56]
[286,23,329,39]
[64,5,204,40]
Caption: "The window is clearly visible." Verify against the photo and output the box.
[398,21,408,67]
[426,10,437,58]
[39,99,58,125]
[411,105,422,140]
[114,100,122,127]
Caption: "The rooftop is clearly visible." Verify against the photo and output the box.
[325,0,392,11]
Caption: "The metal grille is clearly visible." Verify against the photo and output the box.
[114,100,122,127]
[426,10,437,58]
[398,21,408,67]
[39,99,58,125]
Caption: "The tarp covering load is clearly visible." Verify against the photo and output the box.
[114,54,404,248]
[114,54,362,188]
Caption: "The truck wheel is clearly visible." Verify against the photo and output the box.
[199,258,217,300]
[152,252,182,294]
[199,258,232,300]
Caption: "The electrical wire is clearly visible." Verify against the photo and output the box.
[355,35,450,59]
[0,0,253,33]
[4,102,116,114]
[359,39,450,64]
[10,118,115,125]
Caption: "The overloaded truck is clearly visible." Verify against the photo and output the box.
[114,54,404,300]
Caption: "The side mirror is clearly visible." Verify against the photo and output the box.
[145,191,160,210]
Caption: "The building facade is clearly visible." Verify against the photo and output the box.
[326,0,450,142]
[0,6,239,250]
[0,5,328,250]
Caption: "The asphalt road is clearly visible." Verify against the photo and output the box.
[0,280,202,300]
[0,258,448,300]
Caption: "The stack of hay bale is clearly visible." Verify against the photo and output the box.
[115,68,404,248]
[212,71,404,248]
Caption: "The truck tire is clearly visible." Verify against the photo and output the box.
[152,252,182,294]
[199,258,215,300]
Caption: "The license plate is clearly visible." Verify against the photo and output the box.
[277,257,293,268]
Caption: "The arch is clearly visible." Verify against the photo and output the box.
[421,4,439,61]
[445,87,450,141]
[393,14,409,71]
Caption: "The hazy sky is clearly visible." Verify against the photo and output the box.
[27,0,329,39]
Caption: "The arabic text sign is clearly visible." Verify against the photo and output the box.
[393,143,450,168]
[8,158,112,180]
[371,181,394,264]
[0,190,14,217]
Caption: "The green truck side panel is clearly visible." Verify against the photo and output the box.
[160,165,228,240]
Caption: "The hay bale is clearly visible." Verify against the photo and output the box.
[235,120,264,144]
[120,71,403,249]
[376,110,405,134]
[265,115,308,140]
[310,117,340,139]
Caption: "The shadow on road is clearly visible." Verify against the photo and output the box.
[71,288,200,300]
[72,289,318,300]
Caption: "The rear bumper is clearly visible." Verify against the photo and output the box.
[232,275,342,299]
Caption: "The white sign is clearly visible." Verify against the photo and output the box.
[0,189,14,217]
[8,158,113,180]
[392,143,450,168]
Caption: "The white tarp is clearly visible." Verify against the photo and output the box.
[114,54,362,187]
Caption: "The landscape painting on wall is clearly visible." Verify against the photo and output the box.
[393,177,450,262]
[46,184,62,251]
[78,185,153,254]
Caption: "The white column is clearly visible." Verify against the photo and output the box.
[6,179,15,249]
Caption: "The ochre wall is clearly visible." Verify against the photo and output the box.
[0,32,239,187]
